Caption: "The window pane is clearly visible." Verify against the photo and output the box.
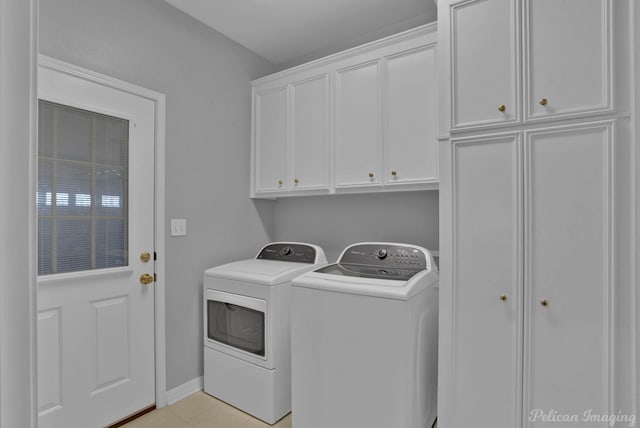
[56,105,92,162]
[95,219,127,269]
[95,117,128,164]
[95,167,127,217]
[39,102,54,157]
[37,100,129,275]
[55,162,92,216]
[37,160,53,216]
[38,219,52,275]
[55,220,92,273]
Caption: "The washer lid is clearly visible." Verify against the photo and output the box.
[314,263,424,281]
[291,242,438,300]
[292,268,438,300]
[204,259,326,285]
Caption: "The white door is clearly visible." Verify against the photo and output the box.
[448,0,520,130]
[524,0,611,121]
[290,74,330,192]
[37,64,156,428]
[384,44,438,186]
[446,133,523,428]
[334,60,382,188]
[254,86,288,194]
[523,122,613,425]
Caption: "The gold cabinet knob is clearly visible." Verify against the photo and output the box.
[140,252,151,263]
[540,299,550,307]
[294,178,299,184]
[539,97,548,106]
[368,172,374,178]
[499,294,508,302]
[391,171,397,176]
[140,273,154,285]
[498,104,506,112]
[277,180,283,186]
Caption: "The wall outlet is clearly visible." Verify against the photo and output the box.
[170,219,187,236]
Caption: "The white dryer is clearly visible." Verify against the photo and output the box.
[290,242,438,428]
[203,242,327,425]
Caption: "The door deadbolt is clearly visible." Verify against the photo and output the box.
[140,252,151,263]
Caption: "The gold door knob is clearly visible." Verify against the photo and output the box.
[539,97,548,106]
[499,294,508,302]
[277,180,283,186]
[391,171,397,176]
[368,172,374,178]
[140,273,154,285]
[294,179,299,184]
[140,252,151,263]
[498,104,506,112]
[540,299,550,307]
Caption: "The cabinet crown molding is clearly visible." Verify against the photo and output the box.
[252,22,437,87]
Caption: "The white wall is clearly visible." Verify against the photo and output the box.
[38,0,277,390]
[273,191,439,262]
[0,0,37,426]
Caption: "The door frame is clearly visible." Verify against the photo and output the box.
[36,55,168,408]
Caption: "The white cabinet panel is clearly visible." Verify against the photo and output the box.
[523,122,613,425]
[92,296,130,393]
[291,75,329,191]
[254,87,288,193]
[449,134,522,428]
[335,61,382,188]
[525,0,611,121]
[38,308,62,416]
[450,0,520,129]
[385,46,438,186]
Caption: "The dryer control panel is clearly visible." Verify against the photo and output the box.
[256,243,318,264]
[339,243,428,269]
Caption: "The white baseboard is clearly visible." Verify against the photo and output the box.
[166,376,203,405]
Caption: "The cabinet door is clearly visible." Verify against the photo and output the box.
[449,0,520,130]
[290,74,330,192]
[334,60,382,188]
[524,122,613,426]
[446,134,522,428]
[254,87,288,194]
[524,0,611,121]
[384,45,438,186]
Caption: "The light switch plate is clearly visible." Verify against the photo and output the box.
[170,219,187,236]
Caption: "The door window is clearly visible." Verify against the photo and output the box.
[37,100,129,275]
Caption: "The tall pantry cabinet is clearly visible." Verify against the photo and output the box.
[437,0,635,427]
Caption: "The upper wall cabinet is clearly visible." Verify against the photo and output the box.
[251,24,438,198]
[252,71,330,197]
[438,0,612,134]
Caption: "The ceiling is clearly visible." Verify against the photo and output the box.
[165,0,437,67]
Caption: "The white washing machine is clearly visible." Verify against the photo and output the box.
[203,242,327,425]
[290,242,438,428]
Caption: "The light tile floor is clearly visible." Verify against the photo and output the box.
[121,392,291,428]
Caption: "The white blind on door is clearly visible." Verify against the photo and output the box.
[37,100,129,275]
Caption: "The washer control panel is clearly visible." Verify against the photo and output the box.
[339,243,428,269]
[257,243,317,263]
